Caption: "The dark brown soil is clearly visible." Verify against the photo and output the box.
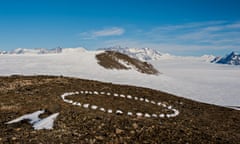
[96,51,159,75]
[0,75,240,143]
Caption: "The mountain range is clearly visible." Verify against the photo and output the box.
[0,47,63,54]
[1,47,240,65]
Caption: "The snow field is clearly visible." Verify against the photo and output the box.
[61,91,180,119]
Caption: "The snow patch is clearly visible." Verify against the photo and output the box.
[6,110,44,125]
[6,110,59,130]
[33,113,59,130]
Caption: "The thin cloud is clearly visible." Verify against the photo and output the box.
[102,38,239,56]
[145,21,240,47]
[93,27,124,37]
[225,22,240,29]
[79,27,125,39]
[80,21,240,55]
[152,21,226,31]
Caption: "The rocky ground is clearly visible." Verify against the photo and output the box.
[0,75,239,143]
[96,51,159,75]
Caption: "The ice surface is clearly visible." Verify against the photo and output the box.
[0,50,239,107]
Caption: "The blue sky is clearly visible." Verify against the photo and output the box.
[0,0,240,56]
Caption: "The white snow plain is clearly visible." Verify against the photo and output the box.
[0,49,239,108]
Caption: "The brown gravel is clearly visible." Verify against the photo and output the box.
[0,75,240,143]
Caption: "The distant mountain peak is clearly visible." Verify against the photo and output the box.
[212,51,240,65]
[229,51,239,56]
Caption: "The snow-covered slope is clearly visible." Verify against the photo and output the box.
[201,55,216,62]
[0,49,239,107]
[100,47,164,61]
[0,47,86,55]
[213,52,240,65]
[0,47,63,54]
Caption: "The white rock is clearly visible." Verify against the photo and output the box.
[151,101,156,104]
[83,104,89,108]
[107,109,113,113]
[68,100,73,104]
[116,110,123,114]
[120,94,125,98]
[91,105,98,110]
[136,112,143,117]
[166,114,171,118]
[162,104,167,107]
[152,114,158,118]
[127,112,133,116]
[159,114,165,118]
[72,102,78,105]
[144,113,151,118]
[100,108,106,112]
[172,109,180,117]
[127,95,132,99]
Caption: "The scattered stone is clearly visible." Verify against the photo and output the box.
[31,131,37,134]
[95,136,104,141]
[132,123,138,129]
[15,128,21,131]
[12,137,17,141]
[130,130,135,134]
[116,128,124,134]
[127,112,133,116]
